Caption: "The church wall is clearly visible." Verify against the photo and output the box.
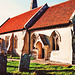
[13,31,26,56]
[30,26,73,64]
[0,33,12,53]
[0,30,26,56]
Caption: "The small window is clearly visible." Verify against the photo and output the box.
[14,35,18,48]
[5,36,9,48]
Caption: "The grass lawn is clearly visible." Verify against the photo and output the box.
[7,61,75,75]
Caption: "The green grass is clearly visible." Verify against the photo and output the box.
[30,57,35,60]
[7,54,20,59]
[7,56,35,60]
[7,61,75,75]
[7,56,20,59]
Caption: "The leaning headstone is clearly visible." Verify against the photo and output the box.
[19,54,31,72]
[0,53,7,74]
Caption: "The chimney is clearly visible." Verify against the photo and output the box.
[30,0,38,10]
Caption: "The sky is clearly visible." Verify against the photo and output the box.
[0,0,68,25]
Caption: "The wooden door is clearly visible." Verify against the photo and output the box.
[36,42,42,59]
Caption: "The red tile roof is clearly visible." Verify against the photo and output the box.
[0,7,41,34]
[29,0,75,30]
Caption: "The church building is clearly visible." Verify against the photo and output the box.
[0,0,75,64]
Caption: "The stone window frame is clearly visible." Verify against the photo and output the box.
[52,32,59,50]
[50,30,61,51]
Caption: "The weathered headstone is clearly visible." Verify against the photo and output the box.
[19,54,31,72]
[0,54,7,74]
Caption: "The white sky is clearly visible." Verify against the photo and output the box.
[0,0,68,25]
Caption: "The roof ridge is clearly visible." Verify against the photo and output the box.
[48,0,73,9]
[10,6,41,19]
[10,0,72,20]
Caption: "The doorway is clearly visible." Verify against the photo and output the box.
[36,41,44,59]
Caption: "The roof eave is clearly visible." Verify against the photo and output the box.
[0,28,26,35]
[28,22,72,31]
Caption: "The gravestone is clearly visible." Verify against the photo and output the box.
[19,54,31,72]
[0,54,7,74]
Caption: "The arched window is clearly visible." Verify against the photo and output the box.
[50,31,61,51]
[14,35,18,48]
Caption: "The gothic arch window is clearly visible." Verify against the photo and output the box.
[14,35,18,48]
[50,31,61,51]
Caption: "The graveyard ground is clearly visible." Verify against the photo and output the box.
[6,60,75,75]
